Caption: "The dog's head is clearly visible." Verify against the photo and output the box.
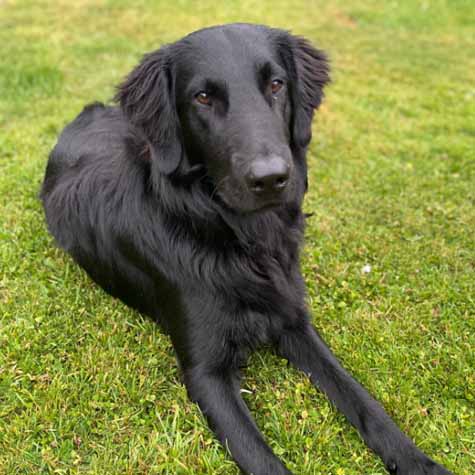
[116,24,330,213]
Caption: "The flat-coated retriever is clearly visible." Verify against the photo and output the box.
[41,24,452,475]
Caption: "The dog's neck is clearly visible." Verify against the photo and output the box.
[155,175,305,255]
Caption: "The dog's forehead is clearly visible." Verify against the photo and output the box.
[176,24,278,78]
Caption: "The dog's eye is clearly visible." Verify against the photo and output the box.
[271,79,284,96]
[196,91,212,106]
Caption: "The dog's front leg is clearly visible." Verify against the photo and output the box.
[182,365,292,475]
[277,323,452,475]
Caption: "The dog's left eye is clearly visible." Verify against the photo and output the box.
[271,79,284,96]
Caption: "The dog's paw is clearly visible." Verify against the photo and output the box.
[385,449,452,475]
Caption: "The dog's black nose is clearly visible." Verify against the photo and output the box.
[246,156,290,195]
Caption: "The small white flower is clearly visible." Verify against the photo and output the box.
[361,264,372,274]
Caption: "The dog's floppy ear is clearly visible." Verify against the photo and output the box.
[115,46,184,177]
[279,33,330,151]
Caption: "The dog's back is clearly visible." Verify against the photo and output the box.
[41,103,163,318]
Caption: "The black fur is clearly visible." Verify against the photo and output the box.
[41,24,451,475]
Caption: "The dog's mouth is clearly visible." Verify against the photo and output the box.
[215,183,288,214]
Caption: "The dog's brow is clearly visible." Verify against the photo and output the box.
[203,78,228,94]
[185,76,228,98]
[257,61,273,81]
[256,60,287,82]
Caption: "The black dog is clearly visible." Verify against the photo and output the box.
[41,24,451,475]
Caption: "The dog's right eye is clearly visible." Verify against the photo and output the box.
[195,91,212,106]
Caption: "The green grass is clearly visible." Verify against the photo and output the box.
[1,0,474,473]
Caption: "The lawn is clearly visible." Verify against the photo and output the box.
[1,0,474,473]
